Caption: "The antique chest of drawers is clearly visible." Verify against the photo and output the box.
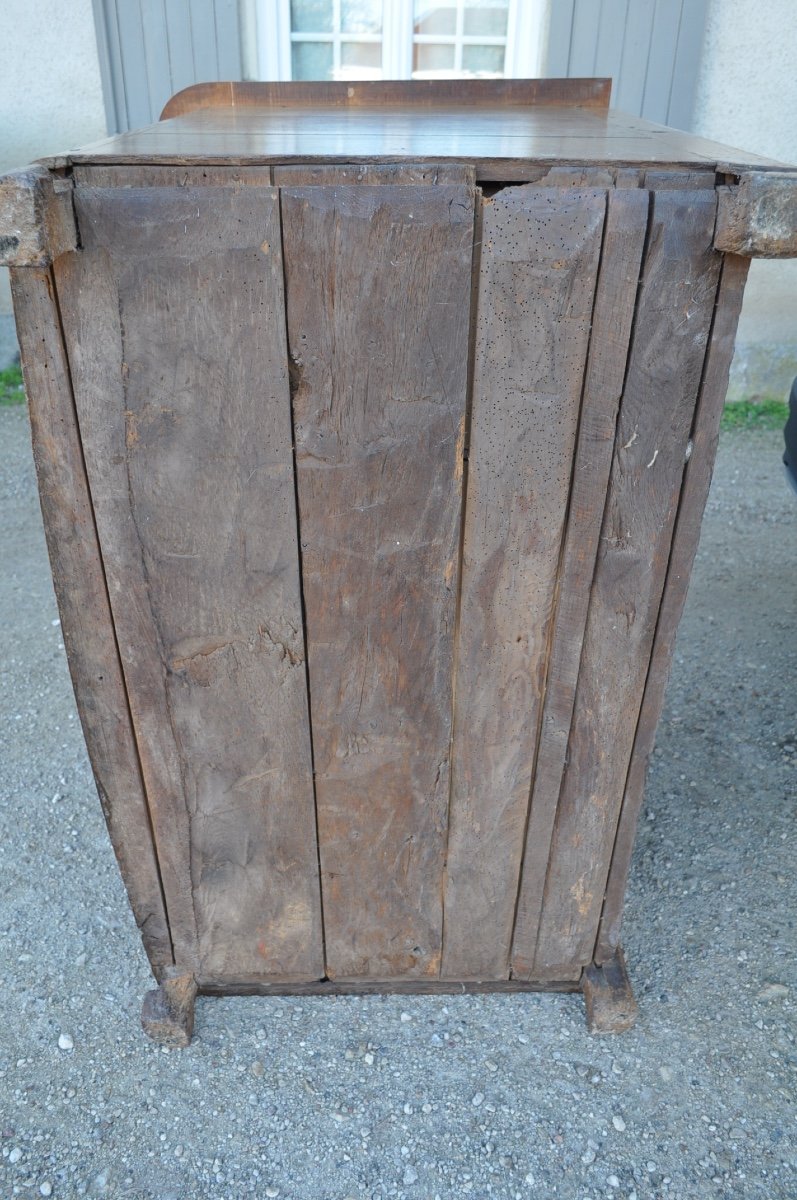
[2,79,795,1043]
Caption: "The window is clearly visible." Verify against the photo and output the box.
[255,0,546,82]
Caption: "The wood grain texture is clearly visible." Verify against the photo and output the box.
[55,183,324,981]
[510,187,650,980]
[274,164,475,187]
[595,253,750,963]
[280,181,475,980]
[531,187,722,979]
[72,165,274,187]
[715,171,797,258]
[440,186,606,980]
[0,167,76,267]
[161,78,613,120]
[63,104,785,176]
[11,266,173,974]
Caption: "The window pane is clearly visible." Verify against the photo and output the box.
[463,0,509,37]
[292,40,334,79]
[340,40,383,77]
[341,0,382,34]
[413,42,456,73]
[461,43,506,74]
[414,4,456,35]
[290,0,333,34]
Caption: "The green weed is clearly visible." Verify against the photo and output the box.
[0,364,24,407]
[721,397,788,432]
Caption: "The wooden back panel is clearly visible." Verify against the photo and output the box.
[55,182,324,983]
[49,161,738,989]
[161,79,612,121]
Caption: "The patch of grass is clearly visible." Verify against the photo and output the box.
[0,364,25,407]
[721,396,788,432]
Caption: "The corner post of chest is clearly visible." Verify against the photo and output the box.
[581,949,638,1034]
[0,165,77,268]
[141,967,198,1048]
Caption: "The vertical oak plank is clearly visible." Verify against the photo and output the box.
[11,265,173,974]
[441,186,606,979]
[280,182,475,980]
[510,187,649,979]
[596,253,750,962]
[55,184,323,983]
[532,188,722,979]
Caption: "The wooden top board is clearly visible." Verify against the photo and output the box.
[56,79,787,176]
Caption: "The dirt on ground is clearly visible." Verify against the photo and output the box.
[0,407,795,1200]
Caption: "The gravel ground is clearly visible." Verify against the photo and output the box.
[1,406,795,1200]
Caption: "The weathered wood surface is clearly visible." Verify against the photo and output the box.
[280,181,475,980]
[141,966,197,1046]
[510,187,649,980]
[55,183,324,982]
[531,187,722,980]
[274,163,474,187]
[0,166,76,267]
[596,253,750,963]
[715,171,797,258]
[440,186,606,979]
[73,165,274,187]
[10,266,173,973]
[161,78,613,120]
[582,949,638,1034]
[200,976,581,997]
[66,93,785,177]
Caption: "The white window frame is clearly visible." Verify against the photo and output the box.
[253,0,546,82]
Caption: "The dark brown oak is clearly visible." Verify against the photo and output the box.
[510,187,650,980]
[441,185,606,980]
[11,266,173,973]
[63,102,785,182]
[161,78,613,120]
[199,977,581,997]
[3,77,792,1035]
[72,165,274,187]
[55,183,324,981]
[582,950,638,1034]
[596,253,751,963]
[531,188,722,980]
[280,180,475,981]
[274,163,474,186]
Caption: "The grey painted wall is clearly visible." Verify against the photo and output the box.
[545,0,709,129]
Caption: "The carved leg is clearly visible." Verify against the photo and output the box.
[582,949,638,1034]
[141,966,197,1047]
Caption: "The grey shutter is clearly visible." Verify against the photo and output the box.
[92,0,244,133]
[545,0,708,130]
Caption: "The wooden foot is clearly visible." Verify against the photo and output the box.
[582,949,638,1034]
[141,966,197,1047]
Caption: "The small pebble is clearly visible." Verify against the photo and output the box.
[9,1148,22,1164]
[363,1052,374,1066]
[40,1185,53,1198]
[658,1066,674,1082]
[264,1188,279,1198]
[607,1177,620,1189]
[57,1034,73,1052]
[403,1166,418,1185]
[612,1115,626,1132]
[471,1092,484,1107]
[757,982,789,1001]
[400,1012,412,1023]
[250,1061,265,1078]
[581,1149,596,1165]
